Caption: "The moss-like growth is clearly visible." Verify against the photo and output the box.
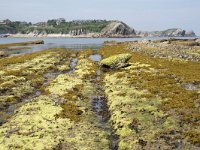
[100,42,200,149]
[184,130,200,146]
[100,53,132,69]
[0,49,71,124]
[0,95,73,150]
[0,49,110,149]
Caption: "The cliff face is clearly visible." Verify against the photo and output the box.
[69,29,87,36]
[101,21,136,36]
[137,28,196,37]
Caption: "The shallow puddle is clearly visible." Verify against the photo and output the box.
[89,54,102,62]
[68,57,78,73]
[89,54,119,149]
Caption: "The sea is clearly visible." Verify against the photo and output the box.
[0,37,198,55]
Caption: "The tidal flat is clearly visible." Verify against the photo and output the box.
[0,39,199,150]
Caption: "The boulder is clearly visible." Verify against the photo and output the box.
[0,51,8,58]
[100,53,132,69]
[24,40,44,45]
[31,40,44,44]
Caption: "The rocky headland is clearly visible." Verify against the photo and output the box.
[137,28,196,37]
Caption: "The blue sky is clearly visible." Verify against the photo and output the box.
[0,0,200,35]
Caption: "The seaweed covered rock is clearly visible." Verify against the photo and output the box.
[100,53,132,69]
[30,40,44,44]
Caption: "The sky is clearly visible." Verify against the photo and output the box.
[0,0,200,35]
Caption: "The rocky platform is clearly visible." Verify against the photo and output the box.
[0,38,199,150]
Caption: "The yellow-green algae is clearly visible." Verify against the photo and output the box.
[0,95,73,150]
[0,49,71,123]
[1,40,200,149]
[46,74,83,96]
[0,50,109,149]
[46,51,109,149]
[100,53,132,68]
[100,42,200,149]
[104,70,178,149]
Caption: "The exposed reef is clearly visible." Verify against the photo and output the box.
[0,40,44,58]
[0,40,44,49]
[0,38,199,149]
[99,39,200,149]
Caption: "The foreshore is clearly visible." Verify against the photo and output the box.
[0,39,200,149]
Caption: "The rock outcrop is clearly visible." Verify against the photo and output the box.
[101,21,136,37]
[137,28,196,37]
[100,53,132,69]
[69,29,87,36]
[0,51,8,58]
[185,30,196,37]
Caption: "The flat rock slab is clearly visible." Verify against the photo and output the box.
[100,53,132,69]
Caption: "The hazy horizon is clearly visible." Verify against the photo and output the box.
[1,0,200,35]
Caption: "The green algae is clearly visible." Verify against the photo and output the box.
[1,40,199,149]
[100,42,200,149]
[0,50,110,150]
[0,95,73,150]
[46,74,83,96]
[57,60,70,72]
[100,53,132,68]
[103,71,176,149]
[0,48,72,128]
[42,51,110,149]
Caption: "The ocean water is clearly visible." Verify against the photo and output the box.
[0,37,198,55]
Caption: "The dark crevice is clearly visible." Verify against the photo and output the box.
[89,54,119,150]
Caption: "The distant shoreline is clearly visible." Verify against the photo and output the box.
[1,34,198,39]
[0,33,140,38]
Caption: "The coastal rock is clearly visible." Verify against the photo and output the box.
[185,30,196,37]
[137,28,196,37]
[69,29,87,36]
[100,53,132,69]
[101,21,136,36]
[0,51,8,58]
[171,28,186,36]
[31,40,44,44]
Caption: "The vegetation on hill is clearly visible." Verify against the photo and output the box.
[0,19,111,34]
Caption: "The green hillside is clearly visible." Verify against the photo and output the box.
[0,19,111,34]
